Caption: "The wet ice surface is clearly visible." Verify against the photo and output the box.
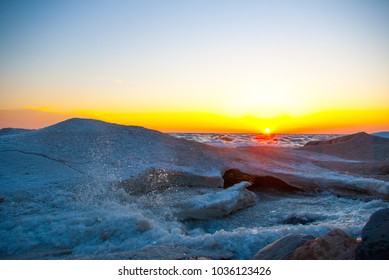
[1,181,387,259]
[1,121,388,259]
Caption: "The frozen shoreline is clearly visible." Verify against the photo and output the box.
[1,118,388,259]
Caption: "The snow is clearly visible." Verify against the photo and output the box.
[0,128,32,136]
[1,118,389,259]
[0,118,223,192]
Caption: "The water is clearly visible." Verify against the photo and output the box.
[170,133,343,148]
[1,180,387,259]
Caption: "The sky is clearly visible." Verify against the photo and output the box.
[1,0,389,133]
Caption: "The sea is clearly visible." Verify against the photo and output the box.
[170,133,342,148]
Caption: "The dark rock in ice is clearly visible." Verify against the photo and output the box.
[301,132,389,161]
[291,228,358,260]
[253,233,315,260]
[185,256,212,260]
[222,169,304,194]
[136,219,152,232]
[358,208,389,260]
[282,213,318,225]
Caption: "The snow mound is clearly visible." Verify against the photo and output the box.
[175,181,257,220]
[0,128,32,136]
[301,132,389,161]
[0,118,223,192]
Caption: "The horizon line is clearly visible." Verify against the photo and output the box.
[1,116,387,135]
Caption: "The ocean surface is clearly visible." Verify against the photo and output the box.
[170,133,343,148]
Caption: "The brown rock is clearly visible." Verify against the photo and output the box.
[222,168,303,194]
[291,229,359,260]
[254,233,315,260]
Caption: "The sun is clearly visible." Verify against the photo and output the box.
[264,127,271,134]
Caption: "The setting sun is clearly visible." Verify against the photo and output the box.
[0,0,388,134]
[1,0,389,267]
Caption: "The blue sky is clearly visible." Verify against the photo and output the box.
[1,0,389,131]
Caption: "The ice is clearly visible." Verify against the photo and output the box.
[171,133,342,148]
[0,118,224,192]
[1,179,388,259]
[1,118,389,259]
[175,181,256,220]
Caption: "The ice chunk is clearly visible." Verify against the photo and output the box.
[175,181,257,220]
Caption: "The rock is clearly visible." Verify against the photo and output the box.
[291,229,358,260]
[358,208,389,260]
[222,169,303,194]
[282,214,317,225]
[185,256,212,260]
[254,233,315,260]
[175,181,256,220]
[136,219,152,232]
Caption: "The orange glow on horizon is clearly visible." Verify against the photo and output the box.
[1,108,388,134]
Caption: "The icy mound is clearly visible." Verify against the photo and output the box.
[301,132,389,161]
[175,181,256,220]
[1,119,389,200]
[0,118,223,192]
[0,128,32,136]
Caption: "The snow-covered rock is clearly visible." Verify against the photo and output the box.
[175,181,257,220]
[301,132,389,161]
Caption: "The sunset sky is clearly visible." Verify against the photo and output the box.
[1,0,389,133]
